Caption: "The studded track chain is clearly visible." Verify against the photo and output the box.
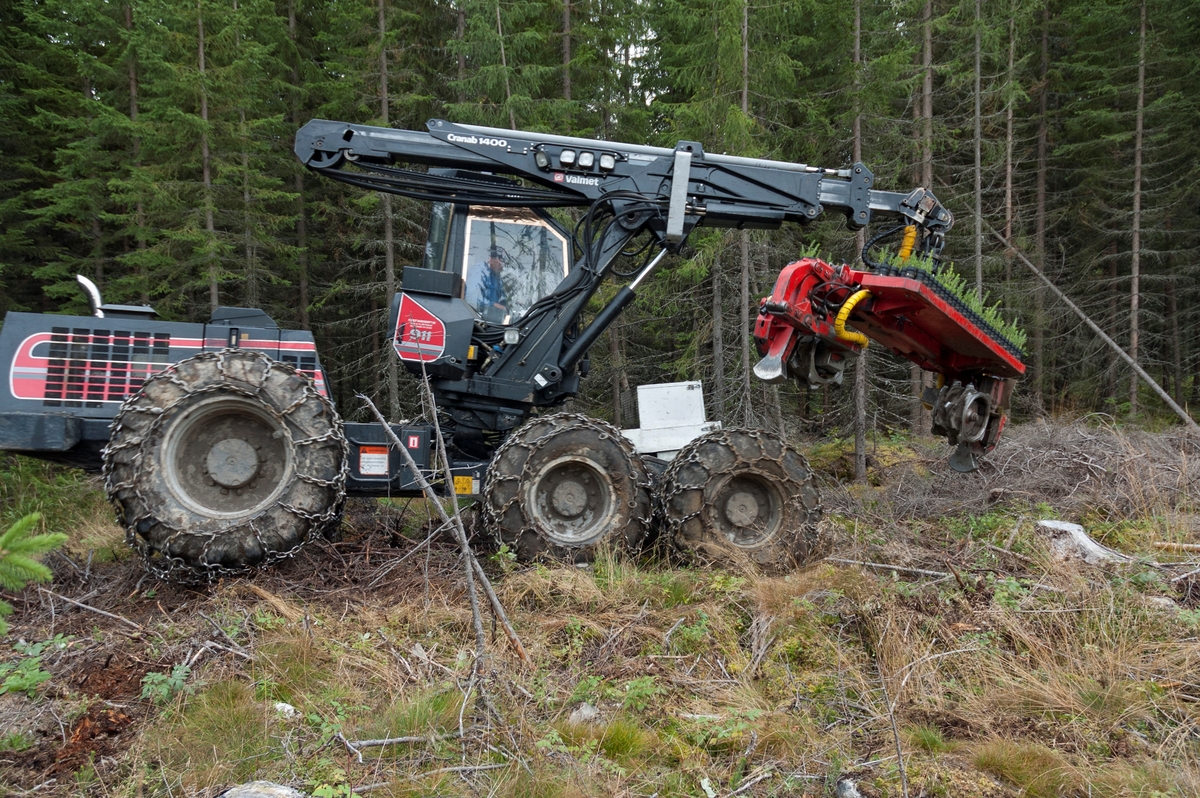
[481,412,654,562]
[655,427,826,572]
[102,349,348,583]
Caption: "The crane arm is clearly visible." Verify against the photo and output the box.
[296,118,953,259]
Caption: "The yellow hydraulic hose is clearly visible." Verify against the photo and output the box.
[835,289,872,348]
[898,225,918,260]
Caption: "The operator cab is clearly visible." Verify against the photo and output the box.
[422,198,571,325]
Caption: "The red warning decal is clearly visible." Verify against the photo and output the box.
[393,294,447,363]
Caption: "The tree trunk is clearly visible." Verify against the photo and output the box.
[456,5,465,102]
[1129,0,1146,418]
[853,0,867,481]
[198,0,218,311]
[496,3,516,129]
[289,0,309,329]
[562,0,571,103]
[921,0,932,189]
[241,110,256,307]
[126,4,148,302]
[739,231,752,421]
[379,0,399,418]
[712,252,726,416]
[912,0,933,434]
[738,0,752,422]
[1106,249,1119,402]
[973,0,983,300]
[1003,8,1015,291]
[1034,4,1048,402]
[610,322,622,427]
[1167,276,1182,407]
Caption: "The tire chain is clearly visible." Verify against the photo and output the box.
[482,413,654,558]
[102,350,348,583]
[655,427,825,571]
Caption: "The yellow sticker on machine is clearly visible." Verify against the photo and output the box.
[454,476,476,495]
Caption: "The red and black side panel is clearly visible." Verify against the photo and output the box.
[0,313,326,421]
[387,291,476,380]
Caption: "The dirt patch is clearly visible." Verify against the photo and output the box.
[2,704,141,783]
[48,705,135,776]
[70,650,152,701]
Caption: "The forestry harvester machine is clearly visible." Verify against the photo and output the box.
[0,118,1025,581]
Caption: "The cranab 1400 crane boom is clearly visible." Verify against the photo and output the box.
[0,118,1024,580]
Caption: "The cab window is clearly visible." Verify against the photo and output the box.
[461,208,569,324]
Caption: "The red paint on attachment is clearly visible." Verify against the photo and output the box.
[755,258,1024,384]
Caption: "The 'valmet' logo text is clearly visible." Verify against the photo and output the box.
[565,175,600,186]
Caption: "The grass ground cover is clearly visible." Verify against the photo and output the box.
[0,418,1197,797]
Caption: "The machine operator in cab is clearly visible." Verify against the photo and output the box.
[465,246,509,322]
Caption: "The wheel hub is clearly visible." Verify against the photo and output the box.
[709,474,782,548]
[551,479,588,517]
[526,456,616,546]
[723,490,760,527]
[160,396,294,519]
[206,438,260,488]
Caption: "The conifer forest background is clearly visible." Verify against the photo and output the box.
[2,0,1197,437]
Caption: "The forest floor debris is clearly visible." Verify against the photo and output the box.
[0,418,1198,797]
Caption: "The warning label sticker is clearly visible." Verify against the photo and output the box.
[359,445,390,476]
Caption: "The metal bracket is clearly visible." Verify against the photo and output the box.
[666,149,692,244]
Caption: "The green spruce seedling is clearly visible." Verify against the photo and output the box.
[0,513,68,635]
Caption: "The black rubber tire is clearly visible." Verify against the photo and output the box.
[482,413,653,562]
[657,428,825,572]
[102,349,347,581]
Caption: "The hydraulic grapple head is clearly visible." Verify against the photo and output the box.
[754,257,1026,472]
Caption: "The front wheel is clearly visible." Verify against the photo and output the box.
[102,349,347,581]
[482,413,653,562]
[658,428,826,572]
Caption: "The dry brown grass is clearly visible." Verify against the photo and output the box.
[4,419,1200,797]
[823,418,1200,535]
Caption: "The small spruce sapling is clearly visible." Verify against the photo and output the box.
[0,513,68,635]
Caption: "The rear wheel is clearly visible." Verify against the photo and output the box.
[102,349,347,581]
[482,413,652,562]
[658,428,825,572]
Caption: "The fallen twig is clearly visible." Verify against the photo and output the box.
[876,659,910,798]
[337,730,462,764]
[197,610,249,654]
[826,558,950,580]
[202,640,253,661]
[418,763,508,778]
[983,542,1036,565]
[360,393,484,662]
[1170,566,1200,583]
[1153,542,1200,552]
[729,766,775,796]
[37,587,143,631]
[360,394,530,667]
[365,520,453,589]
[469,555,532,665]
[662,617,687,648]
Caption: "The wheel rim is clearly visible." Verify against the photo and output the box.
[524,455,617,546]
[160,395,295,520]
[705,472,784,548]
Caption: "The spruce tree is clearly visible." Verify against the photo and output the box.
[0,514,67,636]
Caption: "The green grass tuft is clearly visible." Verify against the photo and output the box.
[156,679,276,788]
[973,739,1080,798]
